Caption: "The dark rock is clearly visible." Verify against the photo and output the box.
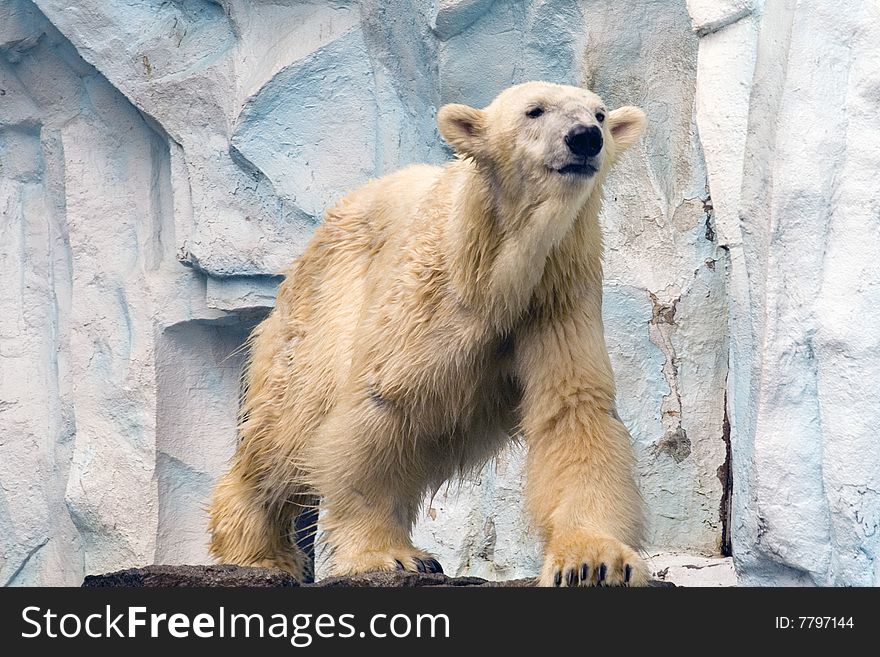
[83,564,299,587]
[83,564,674,587]
[312,572,494,587]
[479,577,540,587]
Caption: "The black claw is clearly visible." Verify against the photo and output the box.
[395,559,405,571]
[598,563,607,584]
[624,564,632,584]
[414,559,427,573]
[553,570,562,587]
[566,569,576,587]
[424,558,444,574]
[580,564,589,582]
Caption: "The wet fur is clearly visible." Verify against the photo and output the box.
[208,82,648,586]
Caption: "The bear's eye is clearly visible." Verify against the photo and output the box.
[526,106,545,119]
[596,110,606,123]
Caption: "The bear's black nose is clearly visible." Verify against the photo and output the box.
[565,125,603,158]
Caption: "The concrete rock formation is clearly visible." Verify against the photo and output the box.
[1,0,876,586]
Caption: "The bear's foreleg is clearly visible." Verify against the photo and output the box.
[517,298,648,587]
[310,392,444,576]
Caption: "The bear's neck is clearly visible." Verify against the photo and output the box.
[444,160,606,330]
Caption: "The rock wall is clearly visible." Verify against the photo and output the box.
[699,0,880,586]
[0,0,875,586]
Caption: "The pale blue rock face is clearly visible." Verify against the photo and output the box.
[1,0,876,586]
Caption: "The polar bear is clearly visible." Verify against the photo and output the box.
[208,81,648,586]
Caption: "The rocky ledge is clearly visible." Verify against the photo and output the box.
[82,565,673,587]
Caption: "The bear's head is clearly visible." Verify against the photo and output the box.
[438,81,645,201]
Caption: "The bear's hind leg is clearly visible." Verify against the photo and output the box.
[208,462,310,580]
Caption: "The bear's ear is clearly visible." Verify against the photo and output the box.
[437,103,486,157]
[607,106,646,154]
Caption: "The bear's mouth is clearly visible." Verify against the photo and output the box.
[555,162,598,177]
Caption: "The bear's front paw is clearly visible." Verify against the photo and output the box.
[540,532,647,587]
[332,549,444,576]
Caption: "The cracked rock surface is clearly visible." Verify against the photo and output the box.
[3,0,877,587]
[1,0,726,587]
